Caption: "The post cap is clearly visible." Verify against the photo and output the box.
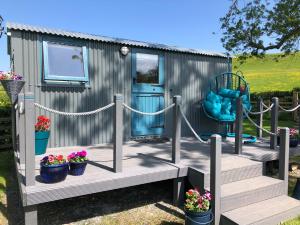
[114,94,123,100]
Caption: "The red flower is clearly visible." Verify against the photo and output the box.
[56,155,64,161]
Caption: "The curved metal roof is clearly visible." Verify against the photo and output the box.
[6,22,228,58]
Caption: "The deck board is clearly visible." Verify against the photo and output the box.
[18,137,300,206]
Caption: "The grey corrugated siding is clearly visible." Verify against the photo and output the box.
[9,30,228,147]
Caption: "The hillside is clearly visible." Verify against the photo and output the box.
[233,53,300,93]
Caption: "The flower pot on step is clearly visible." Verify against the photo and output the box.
[69,161,87,176]
[40,162,69,183]
[277,136,298,148]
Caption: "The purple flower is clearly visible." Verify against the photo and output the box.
[41,156,48,163]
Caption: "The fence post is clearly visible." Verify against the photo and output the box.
[235,97,243,154]
[210,134,221,225]
[113,94,123,173]
[270,97,279,149]
[292,91,298,121]
[256,97,263,138]
[24,92,35,186]
[172,95,181,164]
[279,128,289,195]
[18,93,25,166]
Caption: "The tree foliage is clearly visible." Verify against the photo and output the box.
[220,0,300,59]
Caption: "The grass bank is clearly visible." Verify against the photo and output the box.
[233,53,300,93]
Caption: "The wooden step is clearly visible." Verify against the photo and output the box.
[219,157,263,185]
[188,156,263,189]
[221,195,300,225]
[221,176,285,212]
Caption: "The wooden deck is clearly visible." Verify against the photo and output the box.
[16,137,300,207]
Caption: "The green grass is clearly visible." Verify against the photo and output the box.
[243,118,297,137]
[233,53,300,93]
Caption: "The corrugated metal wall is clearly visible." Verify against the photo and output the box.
[9,30,228,148]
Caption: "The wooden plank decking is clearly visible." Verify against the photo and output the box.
[17,137,300,206]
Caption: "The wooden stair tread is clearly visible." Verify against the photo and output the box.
[222,195,300,225]
[221,176,283,197]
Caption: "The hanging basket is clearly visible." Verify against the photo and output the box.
[0,80,25,103]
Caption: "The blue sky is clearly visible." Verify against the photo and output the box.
[0,0,231,71]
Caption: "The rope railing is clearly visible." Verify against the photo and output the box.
[262,101,270,109]
[243,108,277,136]
[246,103,274,115]
[122,103,175,116]
[34,102,115,116]
[279,104,300,112]
[179,107,209,144]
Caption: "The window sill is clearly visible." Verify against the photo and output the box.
[35,81,91,89]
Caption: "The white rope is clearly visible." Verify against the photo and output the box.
[279,104,300,112]
[246,103,274,115]
[179,107,209,144]
[262,101,270,109]
[34,102,115,116]
[122,103,175,115]
[243,108,277,136]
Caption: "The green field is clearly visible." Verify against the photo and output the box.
[233,53,300,93]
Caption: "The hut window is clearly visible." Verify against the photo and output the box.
[43,41,89,82]
[136,53,159,84]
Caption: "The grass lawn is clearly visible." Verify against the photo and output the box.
[233,53,300,93]
[243,117,297,137]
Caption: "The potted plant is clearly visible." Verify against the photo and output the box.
[35,115,50,155]
[0,71,24,103]
[277,128,299,148]
[40,154,69,183]
[184,188,213,225]
[68,150,88,176]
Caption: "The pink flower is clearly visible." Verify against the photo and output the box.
[204,191,212,201]
[80,150,87,157]
[48,155,54,163]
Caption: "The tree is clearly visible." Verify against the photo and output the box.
[0,15,4,38]
[220,0,300,59]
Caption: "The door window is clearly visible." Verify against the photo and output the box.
[136,53,159,84]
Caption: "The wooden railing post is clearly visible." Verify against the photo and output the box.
[279,128,289,195]
[256,97,263,138]
[292,91,298,121]
[235,97,243,154]
[210,134,221,225]
[113,94,123,173]
[270,97,279,149]
[172,95,181,164]
[18,93,25,166]
[11,103,17,153]
[24,92,35,186]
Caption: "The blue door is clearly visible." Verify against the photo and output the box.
[131,50,165,136]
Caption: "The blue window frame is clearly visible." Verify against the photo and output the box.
[42,40,89,82]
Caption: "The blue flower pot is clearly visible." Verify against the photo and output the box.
[185,209,213,225]
[69,161,87,176]
[277,137,299,148]
[35,131,50,155]
[40,162,69,183]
